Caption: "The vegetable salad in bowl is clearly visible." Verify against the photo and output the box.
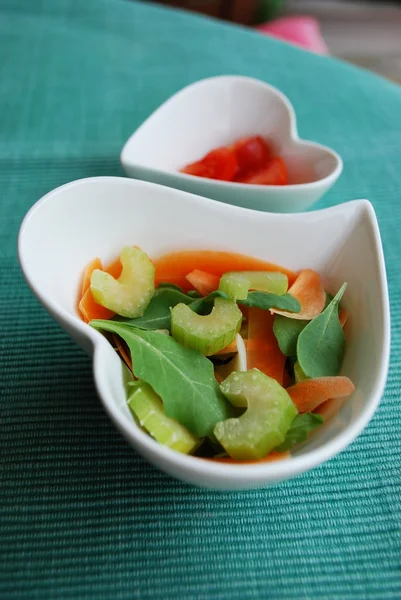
[78,247,354,464]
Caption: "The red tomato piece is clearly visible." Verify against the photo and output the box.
[236,157,288,186]
[181,147,238,181]
[233,135,271,176]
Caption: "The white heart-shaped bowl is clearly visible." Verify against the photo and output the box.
[121,76,343,213]
[18,177,389,490]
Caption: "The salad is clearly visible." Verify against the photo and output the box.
[78,247,354,463]
[180,135,288,185]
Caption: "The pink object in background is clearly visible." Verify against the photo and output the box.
[257,16,329,55]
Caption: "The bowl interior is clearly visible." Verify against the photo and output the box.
[122,76,339,185]
[19,178,389,487]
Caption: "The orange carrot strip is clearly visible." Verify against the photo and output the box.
[203,451,290,464]
[186,269,220,296]
[314,396,349,422]
[271,269,325,320]
[81,257,103,296]
[78,254,125,323]
[78,288,114,323]
[153,250,297,292]
[339,307,349,328]
[214,371,224,384]
[112,334,133,371]
[287,376,355,413]
[105,257,122,279]
[247,307,286,385]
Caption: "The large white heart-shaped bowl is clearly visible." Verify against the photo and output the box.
[18,177,389,490]
[121,76,343,213]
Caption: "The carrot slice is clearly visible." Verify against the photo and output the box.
[105,257,122,279]
[153,250,297,292]
[78,256,122,323]
[247,307,286,385]
[112,334,133,371]
[215,340,240,355]
[186,269,220,296]
[203,451,290,464]
[339,307,349,328]
[271,269,325,320]
[79,288,114,323]
[314,396,349,422]
[287,376,355,413]
[81,257,103,296]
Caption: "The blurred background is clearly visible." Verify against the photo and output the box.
[139,0,401,83]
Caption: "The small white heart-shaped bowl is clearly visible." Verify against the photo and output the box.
[121,76,343,213]
[18,178,389,490]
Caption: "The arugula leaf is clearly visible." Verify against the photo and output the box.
[186,290,202,298]
[189,290,228,315]
[273,316,308,357]
[157,282,185,292]
[91,320,234,437]
[113,289,192,330]
[297,283,347,378]
[275,413,323,452]
[240,292,301,313]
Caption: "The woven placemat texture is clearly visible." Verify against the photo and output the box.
[1,1,400,598]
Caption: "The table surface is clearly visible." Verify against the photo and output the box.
[1,1,401,599]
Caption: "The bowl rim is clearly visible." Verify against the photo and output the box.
[18,177,390,486]
[120,74,343,191]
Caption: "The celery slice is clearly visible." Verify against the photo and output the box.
[219,271,288,300]
[294,361,309,383]
[171,297,242,356]
[218,274,249,301]
[214,369,297,460]
[128,381,200,454]
[91,247,155,318]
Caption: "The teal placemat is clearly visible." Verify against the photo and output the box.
[1,1,400,598]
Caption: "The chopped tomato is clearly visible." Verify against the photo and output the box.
[233,135,271,176]
[181,147,238,181]
[236,157,288,185]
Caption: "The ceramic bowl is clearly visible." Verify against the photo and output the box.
[18,177,389,490]
[121,76,343,213]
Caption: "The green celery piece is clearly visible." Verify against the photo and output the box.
[294,361,309,382]
[297,283,348,378]
[240,292,300,313]
[91,247,155,318]
[171,298,242,356]
[218,273,249,301]
[114,288,192,330]
[127,381,199,454]
[219,271,288,301]
[214,369,298,460]
[91,320,233,437]
[275,413,323,452]
[189,290,228,315]
[273,315,308,357]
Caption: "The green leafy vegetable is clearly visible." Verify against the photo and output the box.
[114,289,192,330]
[157,282,185,292]
[91,320,234,437]
[297,283,347,378]
[275,413,323,452]
[240,292,301,313]
[187,290,202,298]
[273,315,308,357]
[189,290,228,315]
